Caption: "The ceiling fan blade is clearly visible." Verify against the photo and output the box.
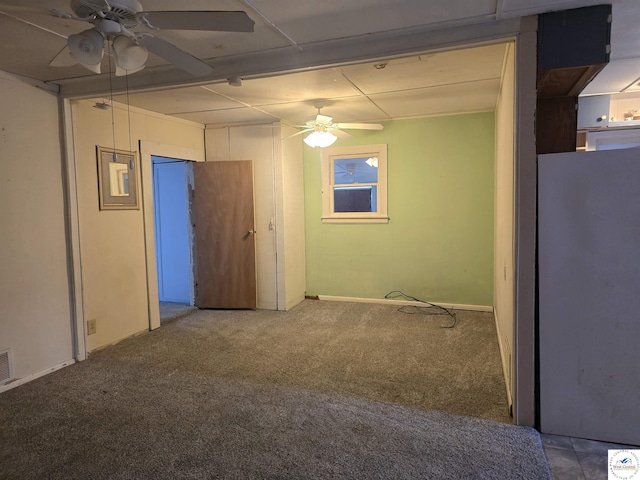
[327,127,351,139]
[141,11,255,32]
[336,123,384,130]
[139,36,214,77]
[49,44,78,67]
[282,128,313,140]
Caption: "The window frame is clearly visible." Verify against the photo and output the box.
[321,144,388,224]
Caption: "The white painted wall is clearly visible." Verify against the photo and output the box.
[205,125,279,310]
[277,126,306,310]
[71,100,204,352]
[205,124,305,311]
[0,74,74,384]
[539,148,640,445]
[494,41,516,408]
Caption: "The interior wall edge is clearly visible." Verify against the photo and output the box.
[513,24,538,427]
[61,98,86,362]
[493,306,514,409]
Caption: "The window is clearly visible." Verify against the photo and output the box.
[321,144,388,223]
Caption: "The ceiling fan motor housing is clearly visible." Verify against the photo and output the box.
[71,0,143,25]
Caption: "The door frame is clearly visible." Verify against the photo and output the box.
[140,141,204,330]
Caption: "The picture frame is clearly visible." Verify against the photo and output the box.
[97,146,139,210]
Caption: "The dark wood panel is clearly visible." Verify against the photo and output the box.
[536,97,578,155]
[193,160,256,309]
[537,65,606,98]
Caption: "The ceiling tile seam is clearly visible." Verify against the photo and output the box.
[200,85,255,109]
[248,94,364,108]
[608,54,640,62]
[365,76,503,97]
[197,82,363,109]
[0,10,67,40]
[336,69,392,120]
[337,69,368,96]
[165,106,251,115]
[195,85,285,121]
[364,96,392,121]
[240,0,303,51]
[387,107,496,122]
[621,74,640,93]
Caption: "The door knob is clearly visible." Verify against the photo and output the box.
[247,229,255,235]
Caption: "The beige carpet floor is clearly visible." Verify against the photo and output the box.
[0,300,549,480]
[151,299,511,423]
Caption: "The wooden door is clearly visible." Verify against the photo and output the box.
[193,161,256,308]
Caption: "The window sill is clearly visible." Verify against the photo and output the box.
[321,216,389,224]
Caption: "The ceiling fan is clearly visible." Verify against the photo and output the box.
[289,107,384,147]
[8,0,255,77]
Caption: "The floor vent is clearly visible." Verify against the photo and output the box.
[0,349,12,385]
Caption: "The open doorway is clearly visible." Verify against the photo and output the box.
[151,156,197,322]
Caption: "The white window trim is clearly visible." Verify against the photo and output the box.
[321,144,388,224]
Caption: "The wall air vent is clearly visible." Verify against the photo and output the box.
[0,349,13,385]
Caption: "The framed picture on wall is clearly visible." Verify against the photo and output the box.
[97,146,139,210]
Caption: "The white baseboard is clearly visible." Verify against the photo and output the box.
[0,359,75,394]
[316,295,493,312]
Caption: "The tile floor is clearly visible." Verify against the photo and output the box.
[541,433,638,479]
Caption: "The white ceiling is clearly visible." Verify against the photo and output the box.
[1,0,639,126]
[111,44,507,126]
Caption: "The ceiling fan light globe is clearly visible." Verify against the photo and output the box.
[115,64,145,76]
[304,131,337,148]
[113,35,148,71]
[68,29,104,68]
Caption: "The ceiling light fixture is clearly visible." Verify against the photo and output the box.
[68,28,105,74]
[228,76,243,87]
[113,35,148,76]
[67,21,150,77]
[303,129,337,148]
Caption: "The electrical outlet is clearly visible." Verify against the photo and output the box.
[87,318,97,335]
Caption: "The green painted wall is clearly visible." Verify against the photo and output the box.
[303,112,495,306]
